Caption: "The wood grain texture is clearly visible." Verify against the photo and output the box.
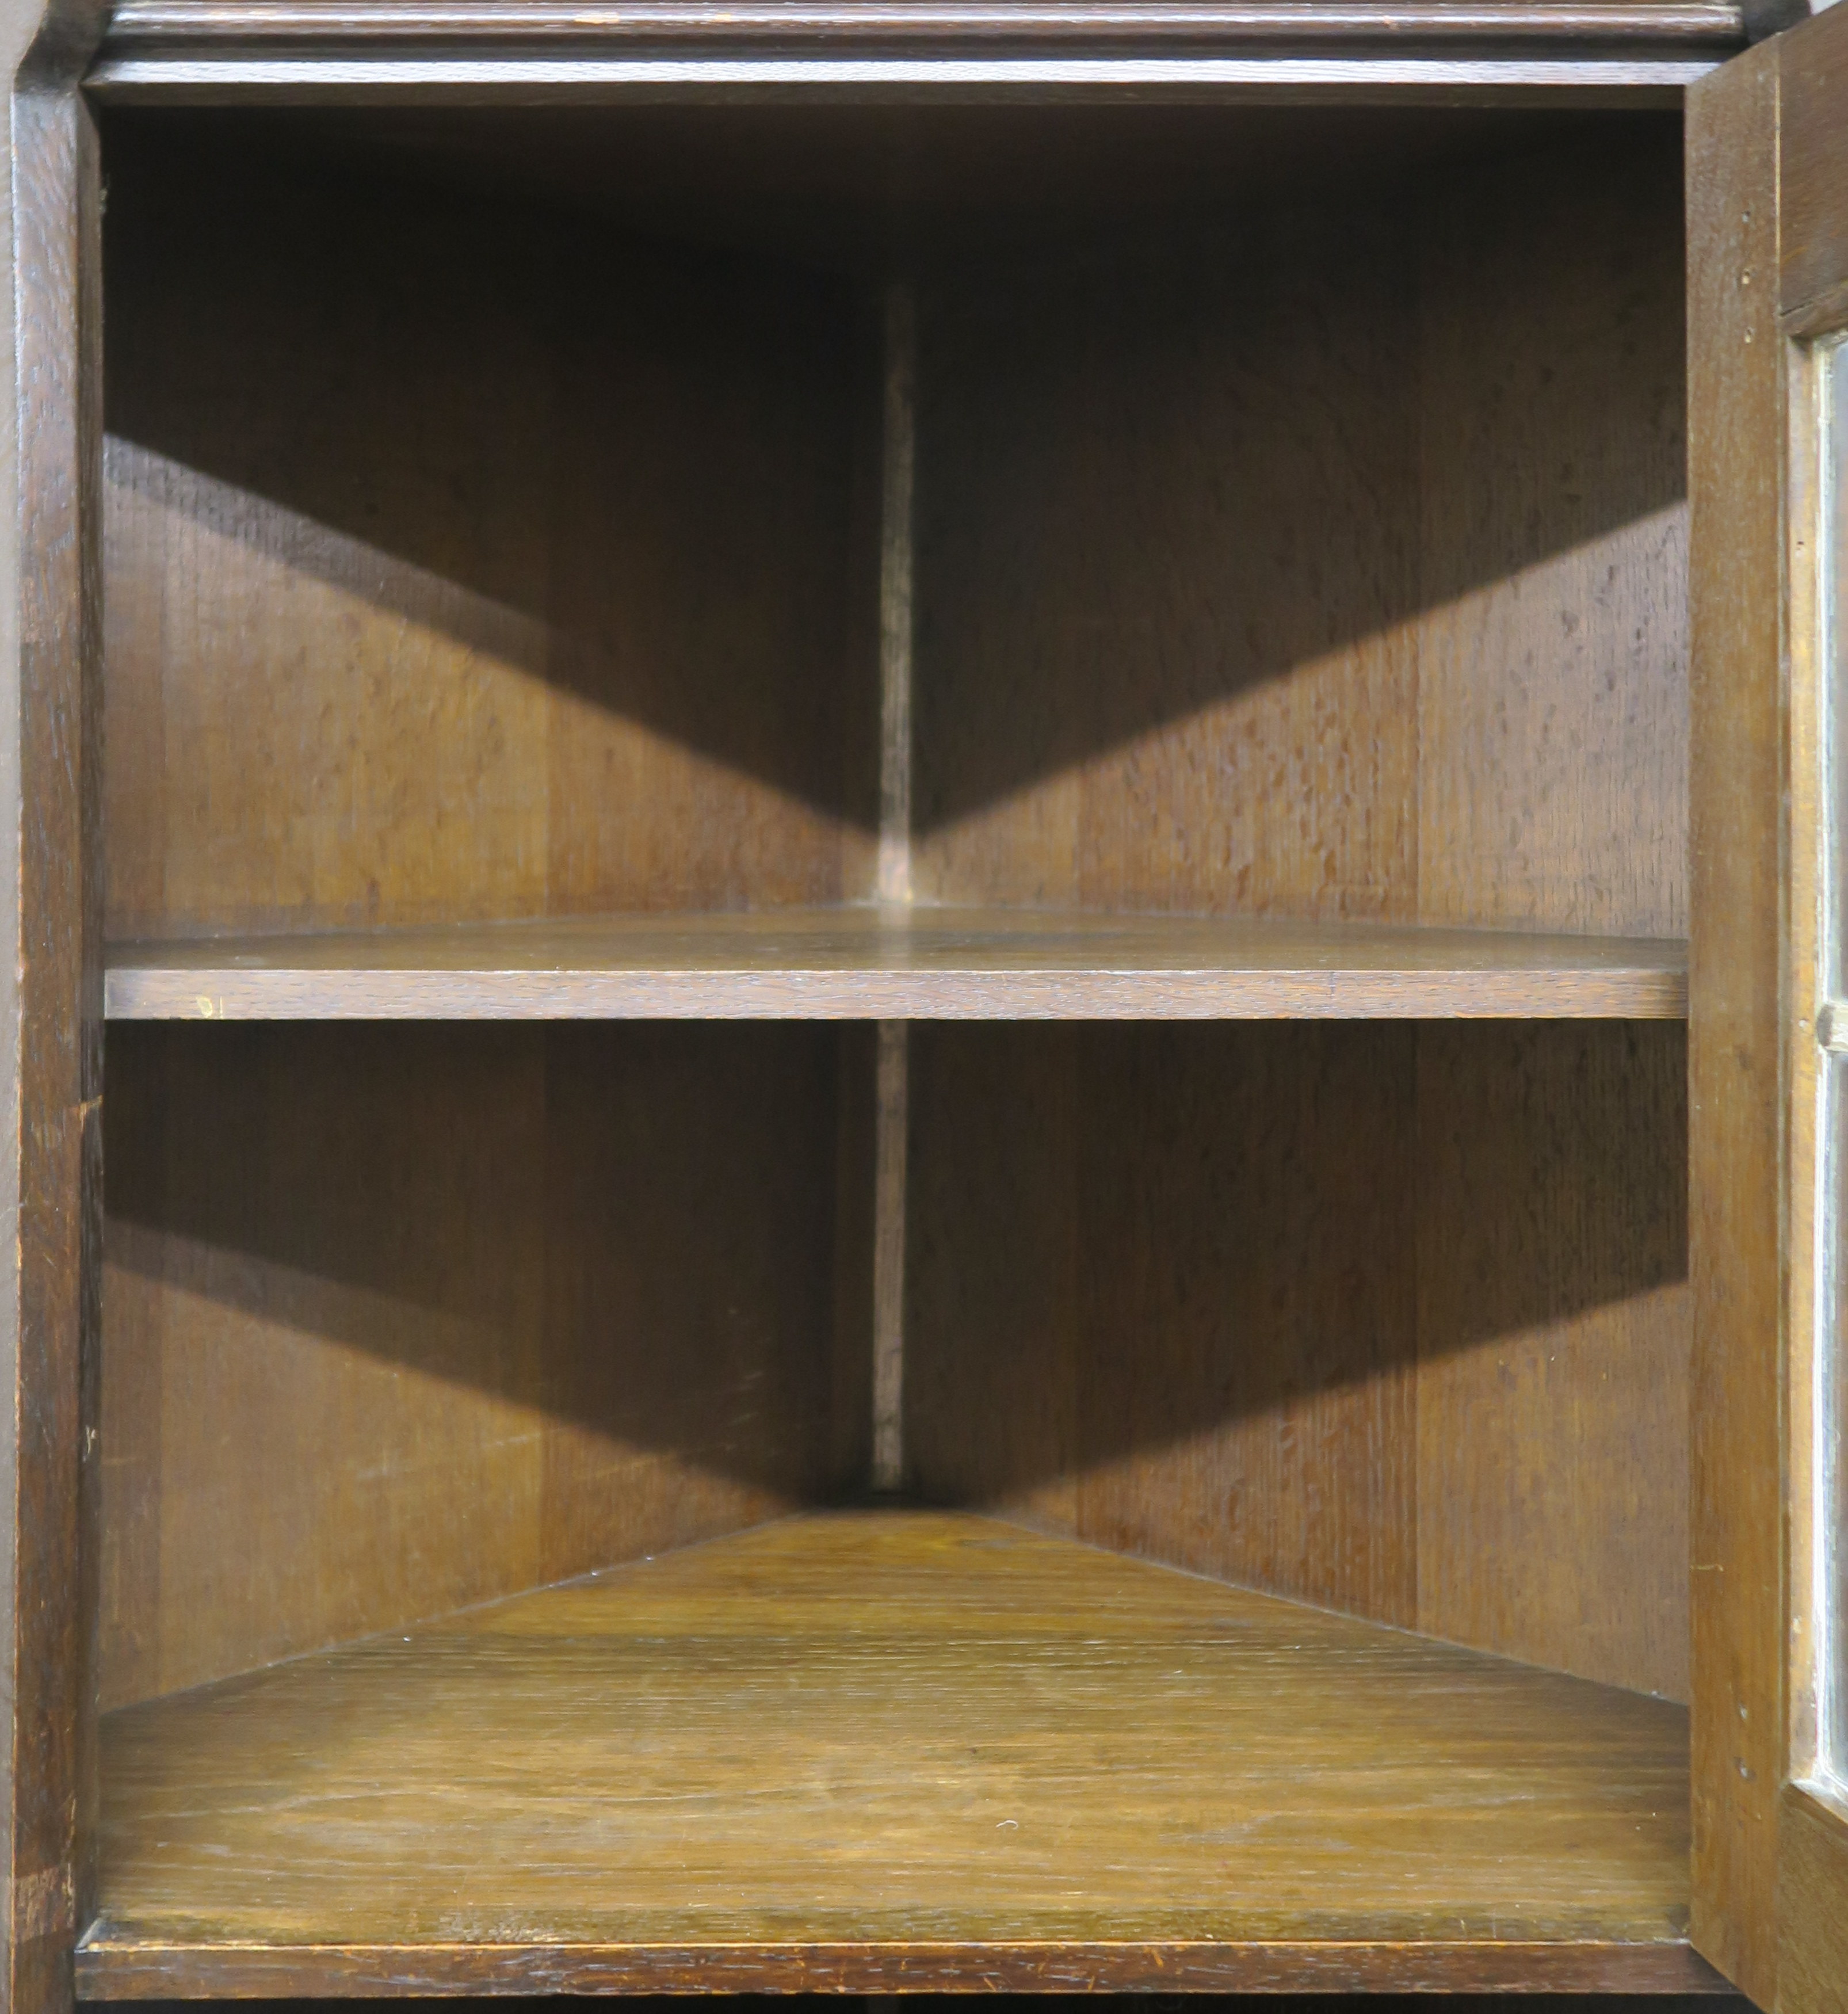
[1773,2,1848,1988]
[101,114,1685,958]
[1780,1782,1848,2014]
[104,907,1689,1021]
[1415,1021,1689,1699]
[1778,0,1848,338]
[913,117,1686,942]
[903,1026,1083,1535]
[100,1022,856,1710]
[907,1021,1688,1698]
[912,200,1421,921]
[908,1025,1418,1616]
[90,1948,1744,1999]
[101,125,872,943]
[1685,37,1784,2006]
[5,35,106,2014]
[83,1512,1704,1990]
[74,1942,1734,1996]
[77,89,1717,1999]
[1414,126,1687,938]
[1078,1025,1422,1625]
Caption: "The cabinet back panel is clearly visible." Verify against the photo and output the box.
[905,1021,1689,1702]
[101,128,876,941]
[913,120,1686,937]
[100,1023,861,1711]
[1414,1021,1690,1704]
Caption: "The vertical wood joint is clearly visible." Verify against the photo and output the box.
[870,280,916,1494]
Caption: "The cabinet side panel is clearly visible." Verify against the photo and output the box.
[5,64,102,2013]
[1414,1021,1690,1702]
[1686,38,1784,2005]
[906,1025,1418,1626]
[1072,1024,1418,1624]
[908,1023,1689,1692]
[101,123,862,939]
[100,1023,846,1708]
[534,1023,846,1581]
[905,1025,1082,1534]
[913,119,1685,940]
[911,206,1421,921]
[1415,125,1688,940]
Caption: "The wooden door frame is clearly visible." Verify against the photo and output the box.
[1691,5,1848,2004]
[1,0,105,2007]
[6,1,1797,2008]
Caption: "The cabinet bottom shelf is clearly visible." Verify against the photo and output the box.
[81,1511,1714,1996]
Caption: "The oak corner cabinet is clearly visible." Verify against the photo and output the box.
[2,0,1846,2005]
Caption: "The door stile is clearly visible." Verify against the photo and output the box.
[1694,2,1848,2001]
[1689,34,1788,2006]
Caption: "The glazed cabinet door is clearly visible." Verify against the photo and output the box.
[1691,7,1848,2008]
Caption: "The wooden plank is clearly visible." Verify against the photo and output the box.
[5,29,106,2014]
[100,1023,852,1710]
[97,0,1747,52]
[889,113,1694,1699]
[81,8,1733,102]
[81,1510,1714,1992]
[101,129,869,944]
[1774,4,1848,1992]
[907,1025,1418,1610]
[81,60,1723,98]
[1685,36,1785,2007]
[1072,1024,1418,1623]
[1778,0,1848,337]
[105,909,1690,1020]
[532,1023,850,1582]
[1414,1021,1690,1700]
[904,1026,1083,1536]
[907,1022,1689,1695]
[1780,1782,1848,2011]
[912,191,1422,924]
[1415,123,1687,940]
[912,116,1687,945]
[75,1939,1729,1998]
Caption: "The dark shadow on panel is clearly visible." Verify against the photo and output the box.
[912,116,1685,834]
[105,1014,1686,1557]
[103,1019,853,1501]
[98,105,1683,844]
[101,117,875,833]
[904,1020,1686,1617]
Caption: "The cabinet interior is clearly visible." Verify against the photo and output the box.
[89,98,1697,1992]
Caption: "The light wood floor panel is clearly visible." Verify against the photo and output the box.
[82,1511,1708,1994]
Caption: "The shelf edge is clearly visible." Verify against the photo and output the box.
[103,965,1690,1021]
[74,1935,1731,1997]
[83,52,1718,97]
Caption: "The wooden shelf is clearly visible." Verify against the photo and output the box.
[80,1510,1708,1997]
[104,907,1688,1020]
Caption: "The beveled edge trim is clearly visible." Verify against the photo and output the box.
[90,0,1742,93]
[84,48,1721,92]
[100,0,1744,50]
[74,1935,1732,1997]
